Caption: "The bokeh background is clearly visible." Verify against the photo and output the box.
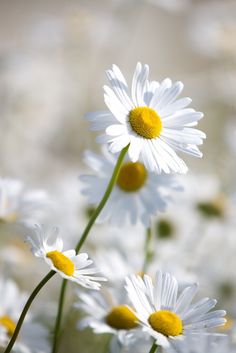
[0,0,236,352]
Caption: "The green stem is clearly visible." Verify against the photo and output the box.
[149,342,158,353]
[51,280,67,353]
[51,145,129,353]
[143,227,153,272]
[4,271,55,353]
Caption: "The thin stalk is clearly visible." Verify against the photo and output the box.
[143,226,153,272]
[51,280,67,353]
[4,271,55,353]
[149,342,158,353]
[51,145,129,353]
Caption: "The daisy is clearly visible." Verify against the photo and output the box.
[0,178,50,226]
[26,224,106,289]
[167,333,230,353]
[125,270,226,348]
[80,149,181,227]
[0,278,49,353]
[86,62,205,174]
[75,286,142,348]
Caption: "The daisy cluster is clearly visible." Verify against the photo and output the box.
[0,62,235,353]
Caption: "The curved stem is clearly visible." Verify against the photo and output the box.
[149,342,158,353]
[51,145,129,353]
[4,271,55,353]
[143,226,153,272]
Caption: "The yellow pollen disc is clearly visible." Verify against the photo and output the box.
[129,106,162,139]
[0,213,18,224]
[148,310,183,337]
[0,316,16,337]
[46,250,75,276]
[117,162,147,192]
[106,305,138,330]
[219,315,233,332]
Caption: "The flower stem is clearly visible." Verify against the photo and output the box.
[51,279,67,353]
[51,145,129,353]
[4,270,55,353]
[143,226,153,272]
[149,342,158,353]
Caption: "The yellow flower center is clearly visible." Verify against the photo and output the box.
[0,316,16,337]
[197,196,226,219]
[106,305,138,330]
[46,250,75,276]
[117,162,147,192]
[218,315,233,332]
[129,106,162,139]
[0,213,18,224]
[148,310,183,337]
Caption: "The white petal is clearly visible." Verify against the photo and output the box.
[106,124,128,137]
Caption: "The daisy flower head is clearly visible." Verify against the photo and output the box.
[0,177,50,226]
[76,287,142,348]
[80,149,181,227]
[125,270,226,348]
[26,224,106,289]
[86,63,205,174]
[0,278,49,352]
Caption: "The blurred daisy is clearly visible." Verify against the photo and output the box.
[167,333,229,353]
[0,178,50,226]
[0,278,49,353]
[76,286,142,348]
[80,149,181,227]
[86,62,205,174]
[125,270,226,348]
[94,247,143,285]
[26,224,106,289]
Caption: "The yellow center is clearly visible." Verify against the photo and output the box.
[148,310,183,337]
[0,316,16,337]
[106,305,138,330]
[218,315,233,332]
[117,162,147,192]
[197,195,226,219]
[129,106,162,139]
[46,250,75,276]
[0,213,18,224]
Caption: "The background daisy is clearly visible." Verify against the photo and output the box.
[0,178,50,227]
[0,277,49,353]
[80,149,181,227]
[76,285,142,348]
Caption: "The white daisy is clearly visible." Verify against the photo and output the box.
[75,287,142,347]
[26,224,106,289]
[86,62,205,174]
[167,333,230,353]
[0,178,50,226]
[80,149,181,227]
[0,278,49,353]
[125,270,226,348]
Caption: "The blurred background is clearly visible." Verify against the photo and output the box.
[0,0,236,352]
